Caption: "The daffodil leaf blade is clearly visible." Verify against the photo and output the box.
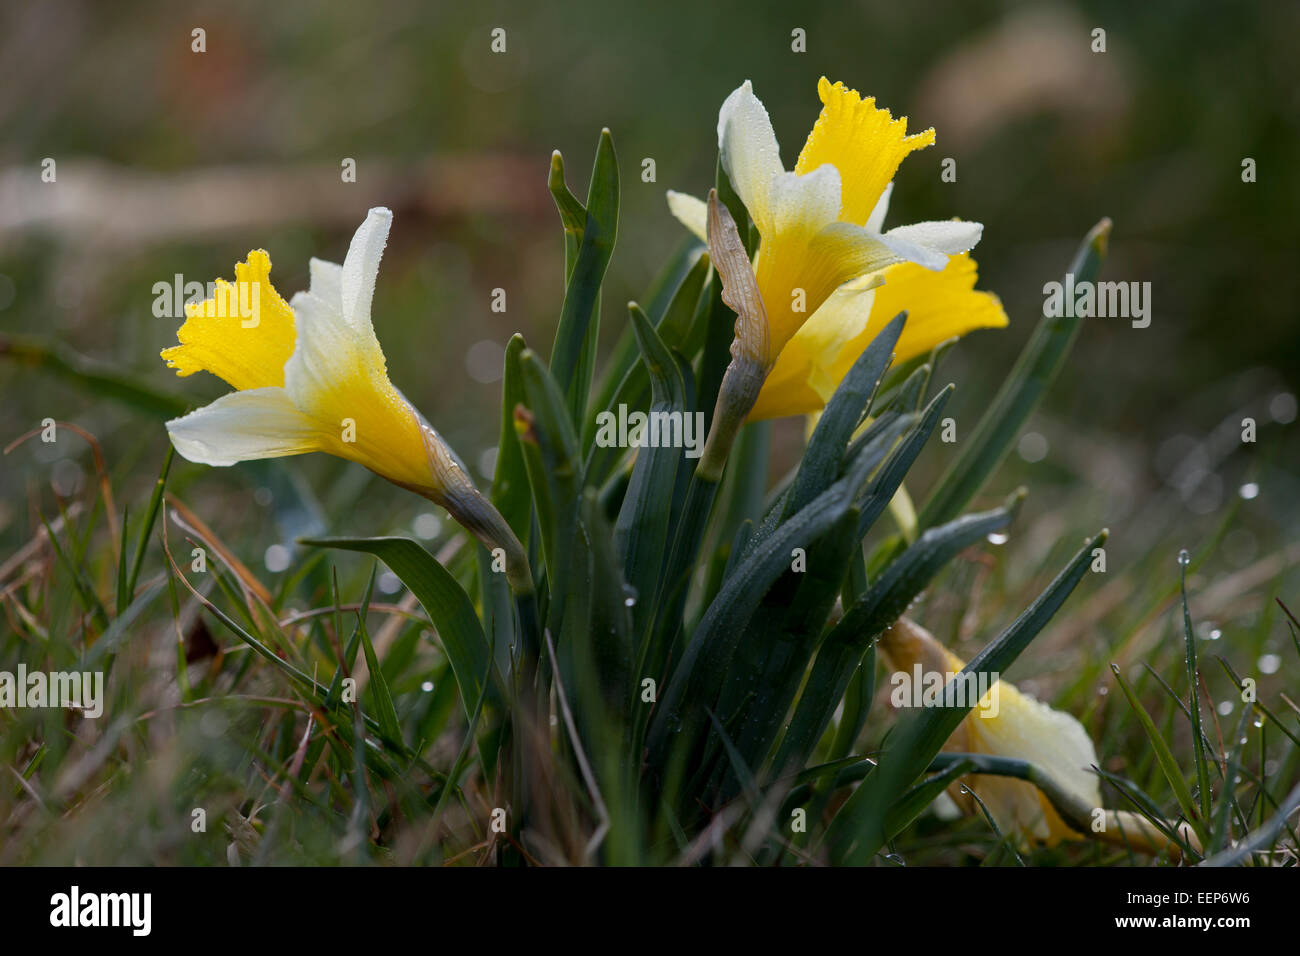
[550,128,619,427]
[713,506,863,799]
[853,386,954,541]
[771,494,1023,777]
[614,304,687,634]
[645,432,884,778]
[548,149,586,275]
[300,536,498,722]
[827,529,1106,864]
[516,348,583,627]
[884,759,975,840]
[746,410,910,562]
[558,495,635,757]
[492,334,532,541]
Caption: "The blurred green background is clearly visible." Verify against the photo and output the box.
[1,0,1296,650]
[1,0,1298,866]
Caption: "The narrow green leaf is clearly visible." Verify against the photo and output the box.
[358,606,404,748]
[550,129,619,426]
[885,759,975,839]
[585,243,708,458]
[772,493,1023,776]
[1109,662,1202,836]
[646,435,884,775]
[515,348,582,624]
[1179,554,1215,825]
[828,529,1107,864]
[614,304,687,634]
[125,446,174,608]
[548,150,587,276]
[301,536,498,721]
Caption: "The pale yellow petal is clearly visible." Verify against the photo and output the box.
[879,618,1100,847]
[667,190,708,242]
[284,289,432,492]
[861,253,1007,367]
[748,279,880,421]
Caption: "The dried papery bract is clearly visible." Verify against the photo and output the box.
[696,190,773,480]
[394,422,532,595]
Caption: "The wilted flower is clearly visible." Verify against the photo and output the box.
[879,617,1202,856]
[880,616,1101,845]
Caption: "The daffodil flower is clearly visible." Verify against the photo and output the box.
[880,617,1201,856]
[880,616,1100,845]
[161,207,531,592]
[668,78,1006,421]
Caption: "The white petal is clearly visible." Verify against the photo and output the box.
[967,689,1103,810]
[166,388,318,466]
[717,80,784,233]
[340,206,392,334]
[884,220,983,264]
[769,165,842,238]
[865,182,894,234]
[309,256,343,307]
[285,289,382,410]
[666,190,708,242]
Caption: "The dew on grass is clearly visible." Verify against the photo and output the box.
[986,531,1009,546]
[1177,548,1190,567]
[1257,653,1281,675]
[264,543,291,573]
[413,512,442,539]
